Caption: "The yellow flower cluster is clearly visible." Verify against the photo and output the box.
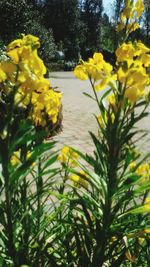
[58,146,89,188]
[97,111,115,129]
[129,162,150,183]
[58,146,79,167]
[74,41,150,105]
[136,163,150,183]
[11,150,21,166]
[74,52,116,91]
[0,34,62,126]
[71,170,88,188]
[116,41,150,103]
[142,197,150,212]
[117,0,144,34]
[11,149,32,166]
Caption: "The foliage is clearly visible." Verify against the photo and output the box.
[80,0,103,52]
[0,0,56,66]
[0,34,63,266]
[27,20,56,64]
[0,1,150,266]
[143,0,150,43]
[101,13,115,52]
[1,0,150,65]
[0,0,37,43]
[112,0,124,49]
[49,0,150,266]
[43,0,81,59]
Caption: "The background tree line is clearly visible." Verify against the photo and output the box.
[0,0,149,67]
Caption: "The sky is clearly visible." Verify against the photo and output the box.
[103,0,114,17]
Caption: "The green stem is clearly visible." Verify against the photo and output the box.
[1,67,20,265]
[37,157,43,232]
[92,85,122,267]
[36,157,43,266]
[2,148,18,265]
[89,78,101,113]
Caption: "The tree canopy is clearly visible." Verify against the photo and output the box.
[0,0,149,62]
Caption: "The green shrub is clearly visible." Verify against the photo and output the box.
[27,20,56,65]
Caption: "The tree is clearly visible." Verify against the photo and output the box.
[43,0,80,54]
[112,0,124,49]
[0,0,38,43]
[113,0,124,24]
[0,0,56,64]
[143,0,150,42]
[101,13,115,52]
[80,0,103,52]
[29,21,56,64]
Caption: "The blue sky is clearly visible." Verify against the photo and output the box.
[103,0,113,17]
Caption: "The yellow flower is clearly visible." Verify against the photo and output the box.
[11,150,21,166]
[142,198,150,212]
[74,52,113,90]
[27,50,47,77]
[31,90,62,126]
[116,43,135,62]
[141,53,150,67]
[93,52,104,64]
[122,6,133,19]
[0,62,17,84]
[11,150,34,167]
[107,94,117,111]
[0,67,7,82]
[85,62,102,81]
[95,77,110,91]
[125,86,143,103]
[129,162,136,171]
[14,89,30,107]
[116,21,125,32]
[110,113,115,123]
[27,151,32,160]
[7,46,30,64]
[44,90,62,124]
[135,0,144,18]
[124,66,148,103]
[71,170,88,188]
[136,163,150,183]
[22,34,40,48]
[136,163,150,176]
[98,111,115,125]
[31,107,46,127]
[8,34,40,51]
[127,67,148,90]
[117,67,127,83]
[103,62,113,75]
[127,22,140,33]
[7,39,23,50]
[1,34,62,129]
[58,146,79,167]
[74,65,88,80]
[117,0,144,34]
[134,41,150,56]
[0,62,16,76]
[7,35,44,78]
[138,237,145,245]
[97,114,104,128]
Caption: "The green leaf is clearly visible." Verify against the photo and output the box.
[83,92,95,101]
[100,88,112,104]
[42,154,58,171]
[129,205,150,214]
[134,181,150,194]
